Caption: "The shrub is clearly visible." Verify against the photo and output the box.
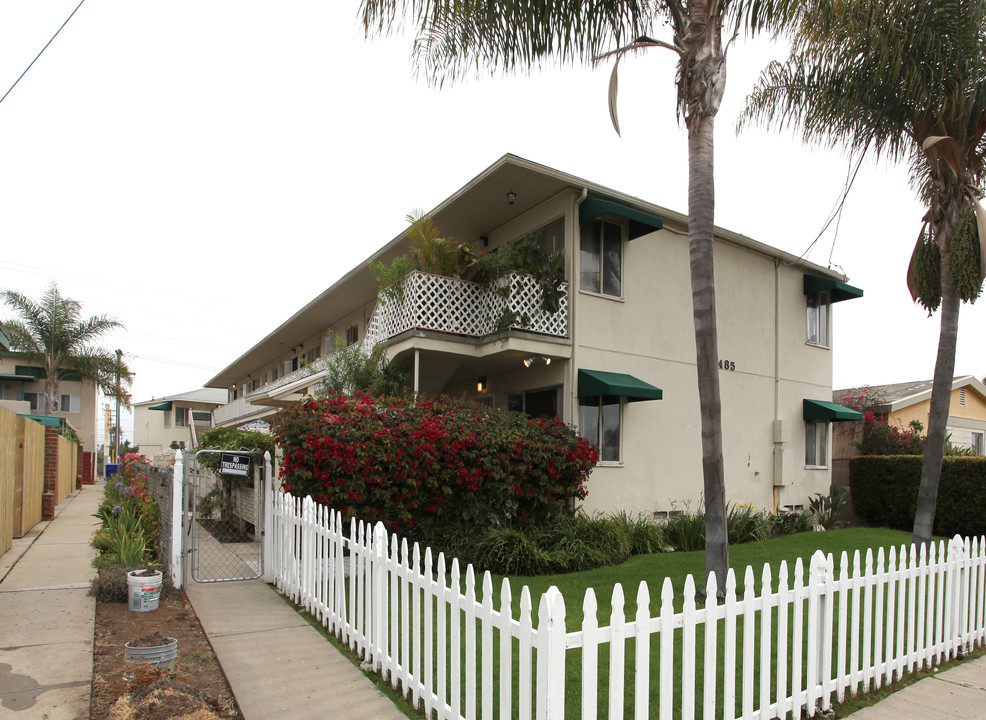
[608,511,668,555]
[273,393,598,534]
[473,528,553,576]
[92,453,159,566]
[808,485,849,529]
[850,455,986,536]
[727,503,774,544]
[663,511,706,552]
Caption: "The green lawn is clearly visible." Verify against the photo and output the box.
[306,527,958,719]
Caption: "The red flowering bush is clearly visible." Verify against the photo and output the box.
[837,389,924,456]
[273,393,598,533]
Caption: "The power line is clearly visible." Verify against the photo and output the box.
[793,0,937,267]
[0,0,88,107]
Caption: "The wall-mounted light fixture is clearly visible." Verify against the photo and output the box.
[506,190,517,205]
[477,377,487,392]
[523,354,551,368]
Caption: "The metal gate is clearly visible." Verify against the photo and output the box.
[185,449,265,583]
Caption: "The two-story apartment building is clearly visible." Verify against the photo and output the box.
[0,349,99,484]
[207,155,863,516]
[133,388,229,459]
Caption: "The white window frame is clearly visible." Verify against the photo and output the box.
[59,394,81,413]
[163,409,172,427]
[580,218,624,298]
[972,430,985,457]
[579,395,623,464]
[24,392,42,411]
[806,290,830,347]
[805,420,829,468]
[175,407,189,427]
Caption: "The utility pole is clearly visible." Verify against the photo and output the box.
[115,348,122,463]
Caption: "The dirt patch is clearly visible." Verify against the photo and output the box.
[91,593,239,720]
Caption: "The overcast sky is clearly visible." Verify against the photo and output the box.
[1,1,983,444]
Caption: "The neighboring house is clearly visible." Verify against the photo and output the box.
[834,375,986,457]
[206,154,863,516]
[133,388,229,459]
[0,348,99,484]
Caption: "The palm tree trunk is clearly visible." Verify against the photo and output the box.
[912,236,960,546]
[687,110,729,592]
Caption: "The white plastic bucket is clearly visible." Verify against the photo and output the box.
[127,570,163,612]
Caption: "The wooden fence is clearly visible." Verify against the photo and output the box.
[0,408,45,554]
[56,432,76,503]
[270,491,986,720]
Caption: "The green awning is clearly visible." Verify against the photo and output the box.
[17,414,66,428]
[15,365,44,380]
[578,369,663,402]
[804,275,864,303]
[579,198,664,240]
[0,372,36,382]
[148,401,173,411]
[803,399,865,422]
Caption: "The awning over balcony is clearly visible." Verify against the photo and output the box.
[579,198,664,240]
[803,275,864,303]
[148,401,173,411]
[803,399,864,422]
[578,369,663,402]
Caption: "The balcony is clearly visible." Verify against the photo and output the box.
[364,271,568,347]
[213,271,568,427]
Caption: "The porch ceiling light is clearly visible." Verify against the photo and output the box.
[477,377,487,392]
[506,190,517,205]
[523,354,550,368]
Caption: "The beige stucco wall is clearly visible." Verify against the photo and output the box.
[572,208,837,517]
[134,400,220,457]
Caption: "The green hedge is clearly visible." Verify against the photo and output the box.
[850,455,986,537]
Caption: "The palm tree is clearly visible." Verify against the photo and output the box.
[358,0,772,591]
[2,282,134,413]
[740,0,986,545]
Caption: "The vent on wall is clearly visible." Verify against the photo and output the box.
[961,388,966,406]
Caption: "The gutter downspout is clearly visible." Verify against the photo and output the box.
[772,259,782,514]
[570,188,588,424]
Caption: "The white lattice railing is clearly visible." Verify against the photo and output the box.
[369,271,568,343]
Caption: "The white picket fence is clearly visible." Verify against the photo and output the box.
[269,491,986,720]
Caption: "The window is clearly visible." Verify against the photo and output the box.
[805,420,828,467]
[579,395,621,463]
[324,335,337,355]
[23,392,42,411]
[58,394,80,413]
[474,394,495,409]
[272,367,279,381]
[536,218,565,257]
[308,346,321,363]
[163,410,172,427]
[580,219,622,297]
[283,359,294,376]
[972,431,985,457]
[175,407,189,427]
[346,324,359,345]
[806,291,830,346]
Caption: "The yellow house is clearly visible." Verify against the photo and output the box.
[207,155,865,516]
[835,376,986,456]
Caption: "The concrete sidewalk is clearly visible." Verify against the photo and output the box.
[0,483,101,720]
[185,578,406,720]
[851,656,986,720]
